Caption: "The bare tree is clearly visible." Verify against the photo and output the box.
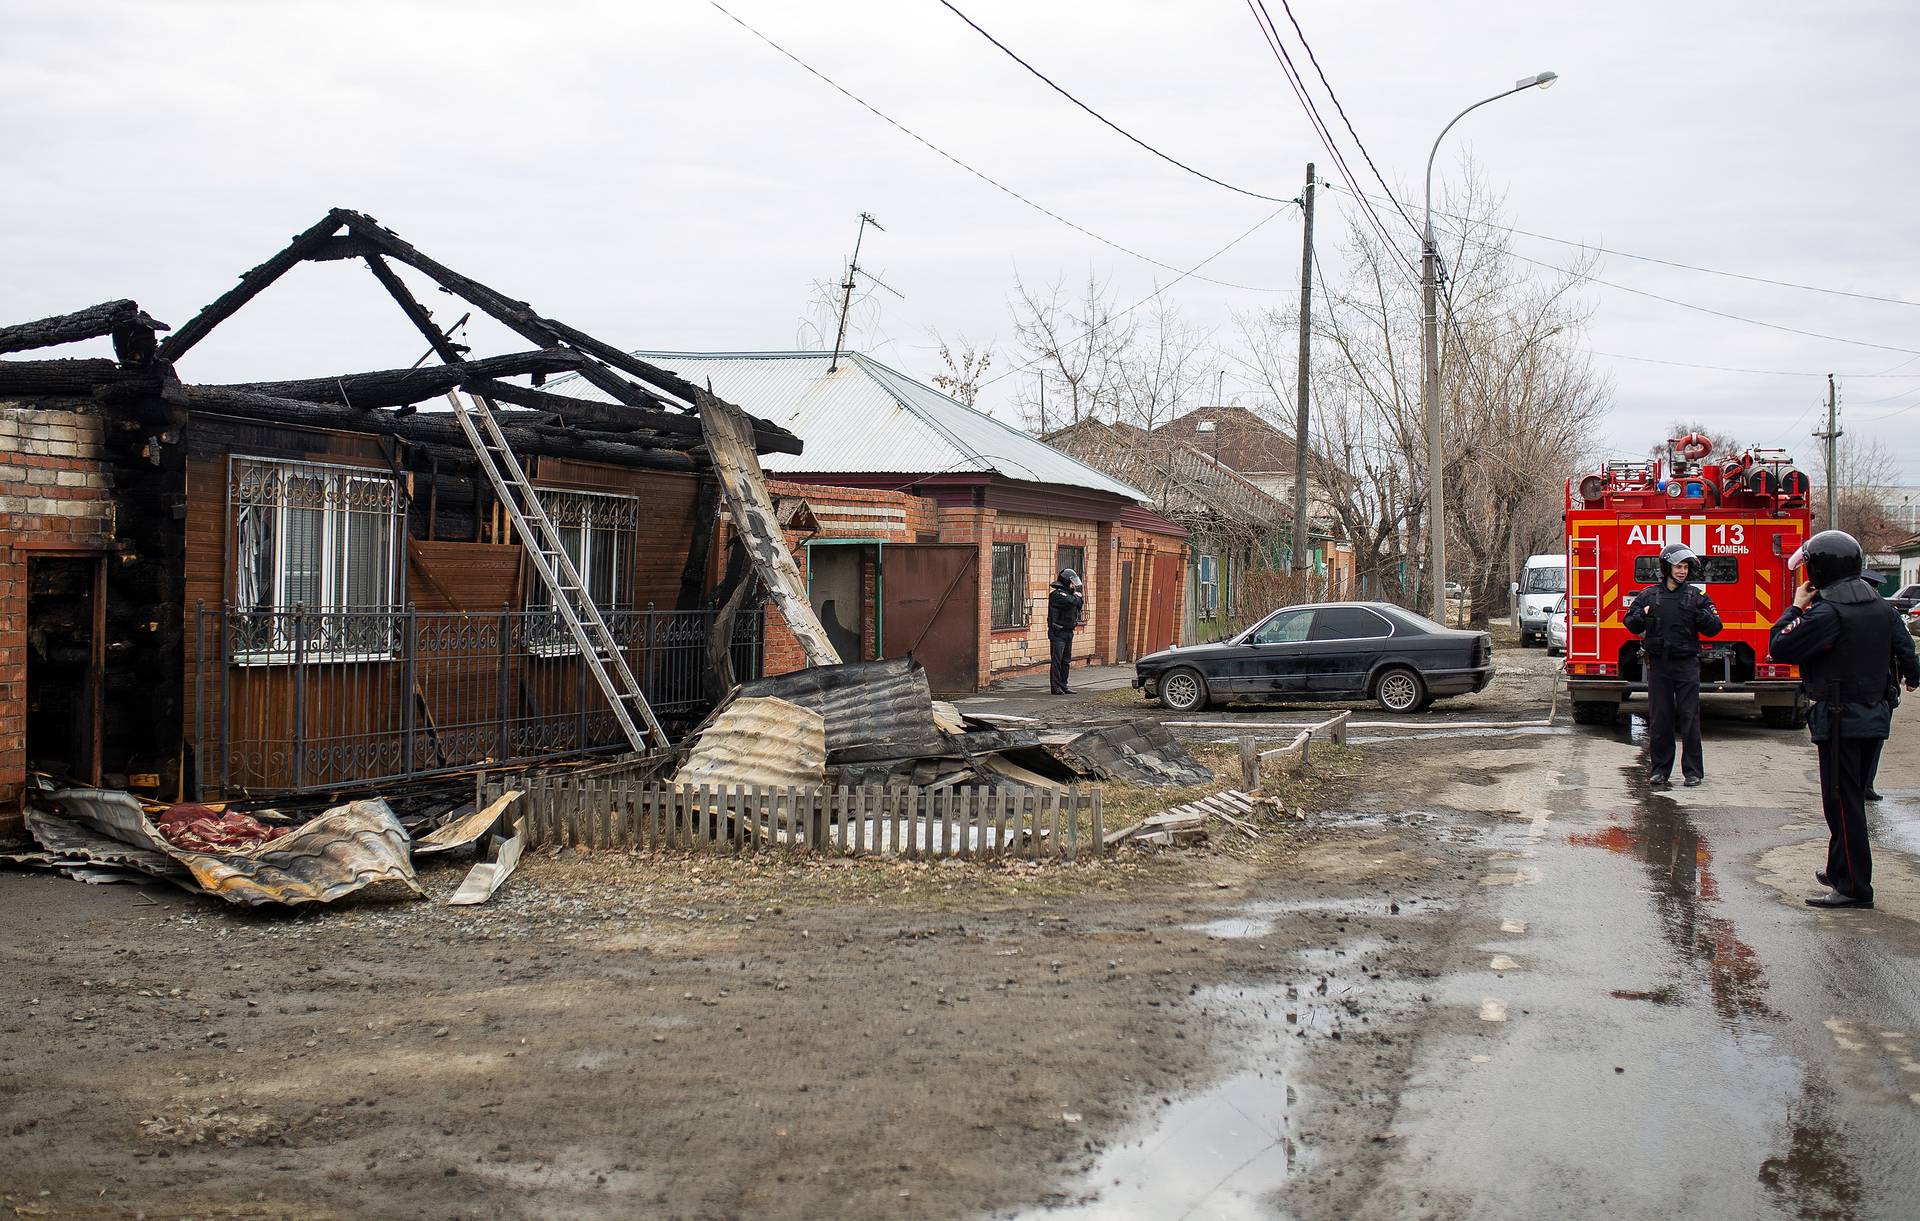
[1110,295,1211,432]
[795,274,892,356]
[1238,162,1610,620]
[1815,433,1903,548]
[927,333,993,407]
[1007,271,1135,430]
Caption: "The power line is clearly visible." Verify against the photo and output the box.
[1269,0,1420,239]
[980,205,1296,393]
[1330,181,1920,311]
[932,0,1298,205]
[1580,349,1920,380]
[1242,0,1416,280]
[707,1,1295,294]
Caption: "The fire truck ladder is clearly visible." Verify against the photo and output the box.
[1569,534,1603,662]
[442,390,667,752]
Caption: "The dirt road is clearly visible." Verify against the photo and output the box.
[4,647,1916,1219]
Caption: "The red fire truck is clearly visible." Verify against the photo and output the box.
[1562,433,1813,727]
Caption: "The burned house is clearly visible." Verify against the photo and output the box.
[0,211,800,835]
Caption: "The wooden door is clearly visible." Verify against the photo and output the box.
[1145,554,1180,655]
[881,545,980,695]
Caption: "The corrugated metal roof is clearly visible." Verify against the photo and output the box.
[545,351,1147,501]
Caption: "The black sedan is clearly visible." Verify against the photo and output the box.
[1133,601,1494,713]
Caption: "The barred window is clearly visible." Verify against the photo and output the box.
[230,457,403,658]
[526,488,639,650]
[991,543,1029,630]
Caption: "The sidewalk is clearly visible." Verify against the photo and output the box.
[954,663,1140,721]
[980,663,1136,694]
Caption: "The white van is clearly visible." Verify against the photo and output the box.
[1511,554,1567,647]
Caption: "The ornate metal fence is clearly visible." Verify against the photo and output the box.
[192,603,761,797]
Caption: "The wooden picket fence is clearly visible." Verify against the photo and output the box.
[478,775,1105,861]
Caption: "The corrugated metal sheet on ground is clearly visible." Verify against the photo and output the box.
[673,696,827,789]
[546,351,1147,500]
[48,788,425,907]
[734,658,948,762]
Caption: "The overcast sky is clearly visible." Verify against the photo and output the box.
[6,0,1919,483]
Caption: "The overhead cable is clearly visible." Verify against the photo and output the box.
[933,0,1298,205]
[708,1,1294,294]
[979,205,1296,393]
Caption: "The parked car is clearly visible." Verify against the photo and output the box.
[1888,583,1920,614]
[1511,554,1568,647]
[1909,604,1920,639]
[1546,596,1568,656]
[1133,601,1494,714]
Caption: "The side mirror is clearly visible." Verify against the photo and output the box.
[1509,582,1520,595]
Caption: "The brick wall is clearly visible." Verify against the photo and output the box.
[0,404,117,833]
[984,510,1109,676]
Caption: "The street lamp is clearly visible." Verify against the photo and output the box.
[1422,69,1558,621]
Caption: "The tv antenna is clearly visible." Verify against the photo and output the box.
[829,212,902,373]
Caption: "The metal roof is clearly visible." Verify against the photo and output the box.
[544,351,1147,501]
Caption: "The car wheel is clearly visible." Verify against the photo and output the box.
[1158,667,1209,713]
[1374,667,1426,714]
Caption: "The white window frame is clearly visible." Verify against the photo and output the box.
[525,486,641,657]
[229,456,404,664]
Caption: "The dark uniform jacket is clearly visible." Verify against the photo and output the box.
[1046,583,1083,635]
[1623,581,1723,660]
[1769,576,1920,741]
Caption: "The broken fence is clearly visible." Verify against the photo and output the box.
[481,775,1106,861]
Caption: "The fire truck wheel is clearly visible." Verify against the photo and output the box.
[1760,703,1805,729]
[1158,667,1210,712]
[1374,667,1427,713]
[1571,700,1617,726]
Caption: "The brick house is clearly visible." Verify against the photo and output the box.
[0,215,798,835]
[556,352,1189,692]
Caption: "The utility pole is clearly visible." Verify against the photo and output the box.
[1292,164,1315,575]
[1814,372,1841,529]
[830,212,896,374]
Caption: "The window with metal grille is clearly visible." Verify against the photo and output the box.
[525,488,640,652]
[1197,554,1219,619]
[991,543,1029,629]
[229,457,403,659]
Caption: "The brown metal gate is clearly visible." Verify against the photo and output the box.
[881,545,980,695]
[1114,561,1134,663]
[1145,554,1180,655]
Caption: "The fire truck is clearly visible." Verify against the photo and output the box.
[1562,433,1813,727]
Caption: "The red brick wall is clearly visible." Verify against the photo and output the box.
[0,405,117,833]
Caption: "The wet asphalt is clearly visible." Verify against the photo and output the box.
[1354,692,1920,1219]
[985,649,1920,1218]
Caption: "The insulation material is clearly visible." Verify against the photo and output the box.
[673,697,827,789]
[153,805,291,852]
[697,387,840,666]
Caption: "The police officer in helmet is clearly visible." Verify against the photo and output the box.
[1623,543,1723,788]
[1046,569,1084,695]
[1768,530,1919,909]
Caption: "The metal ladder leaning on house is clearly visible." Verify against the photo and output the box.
[441,390,667,752]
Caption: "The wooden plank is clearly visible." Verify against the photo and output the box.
[1067,786,1079,861]
[1091,787,1104,857]
[598,780,611,849]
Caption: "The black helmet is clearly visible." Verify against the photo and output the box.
[1057,568,1079,585]
[1658,543,1698,581]
[1788,530,1863,589]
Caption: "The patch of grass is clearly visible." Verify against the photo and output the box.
[1090,686,1153,708]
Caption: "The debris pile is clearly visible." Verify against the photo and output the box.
[3,785,530,908]
[691,658,1214,793]
[1103,790,1266,849]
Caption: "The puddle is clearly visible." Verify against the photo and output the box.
[1023,943,1414,1218]
[1185,898,1390,940]
[1872,793,1920,858]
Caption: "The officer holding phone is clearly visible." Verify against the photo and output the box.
[1768,530,1920,909]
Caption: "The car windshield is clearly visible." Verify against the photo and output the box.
[1521,567,1565,594]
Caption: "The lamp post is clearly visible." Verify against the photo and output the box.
[1422,70,1557,621]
